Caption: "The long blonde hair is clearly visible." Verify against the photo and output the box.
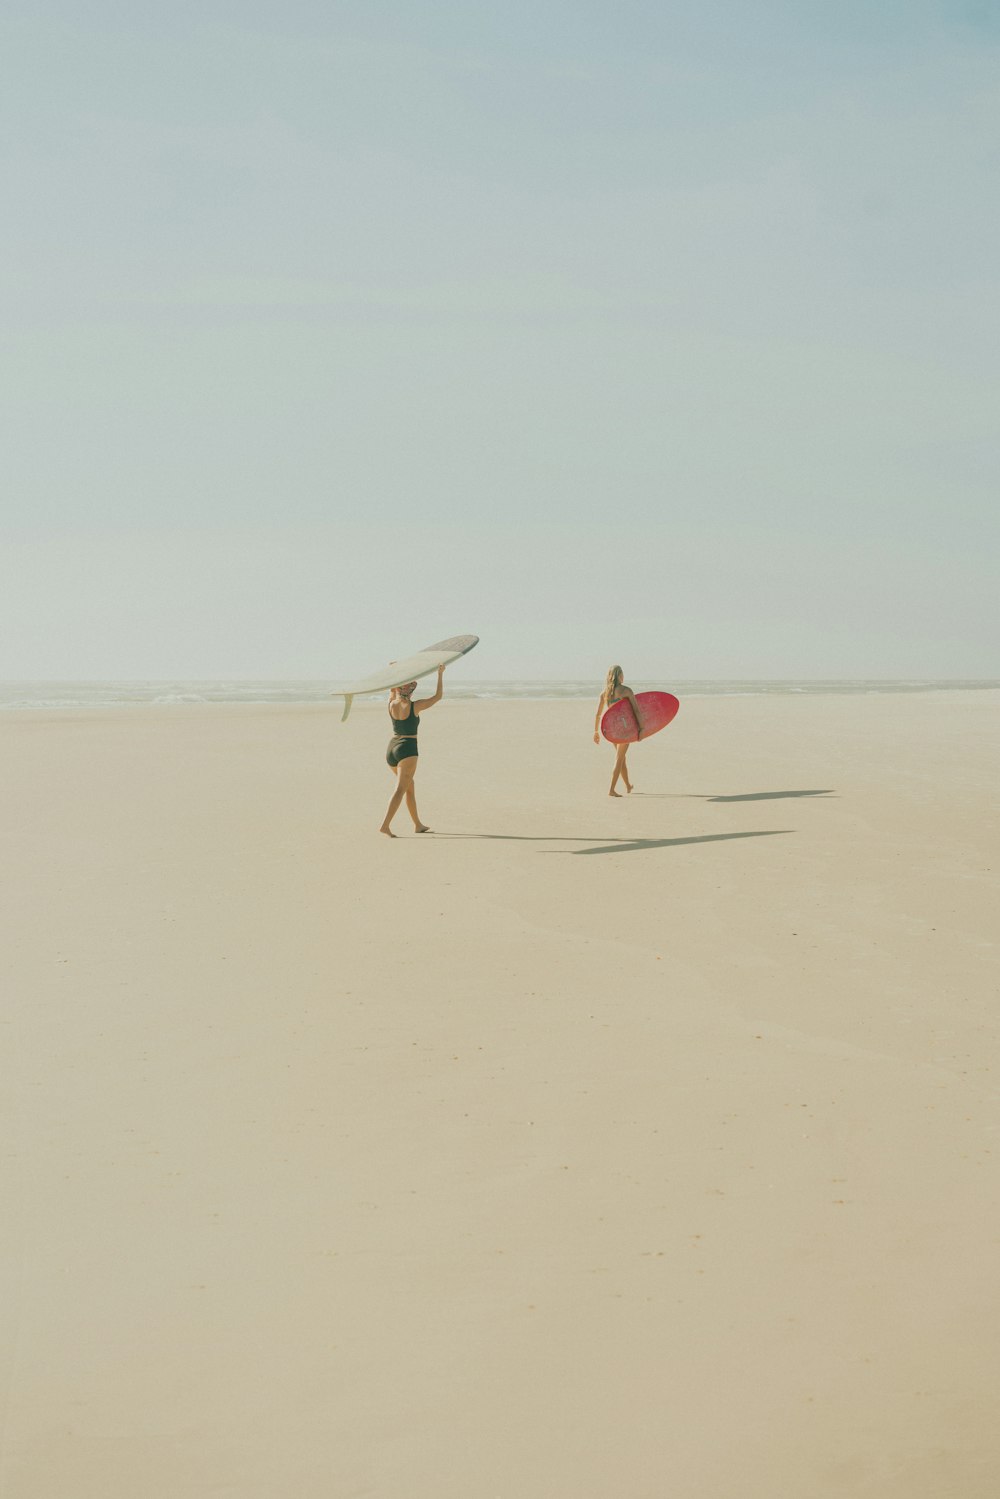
[605,665,623,701]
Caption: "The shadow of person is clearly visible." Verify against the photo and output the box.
[704,789,835,803]
[432,833,609,842]
[546,830,794,856]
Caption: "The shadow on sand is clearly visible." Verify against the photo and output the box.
[705,789,835,803]
[555,830,793,856]
[433,830,793,856]
[633,789,835,803]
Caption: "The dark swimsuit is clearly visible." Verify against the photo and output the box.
[607,689,634,735]
[386,701,420,768]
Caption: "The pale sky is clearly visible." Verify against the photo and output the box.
[3,1,998,680]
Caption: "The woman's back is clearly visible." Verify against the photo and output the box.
[389,700,420,736]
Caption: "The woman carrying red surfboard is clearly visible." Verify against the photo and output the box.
[594,665,641,796]
[596,672,682,793]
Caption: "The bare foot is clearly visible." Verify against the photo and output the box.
[609,789,621,797]
[414,824,431,833]
[380,826,396,837]
[625,782,634,793]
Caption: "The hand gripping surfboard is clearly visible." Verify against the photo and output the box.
[335,635,479,721]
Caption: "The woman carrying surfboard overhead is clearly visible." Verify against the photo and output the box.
[595,665,642,796]
[379,665,445,837]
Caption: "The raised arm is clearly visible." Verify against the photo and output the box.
[413,665,445,713]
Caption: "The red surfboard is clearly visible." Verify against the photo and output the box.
[601,691,680,745]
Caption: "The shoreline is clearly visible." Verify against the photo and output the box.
[3,679,1000,715]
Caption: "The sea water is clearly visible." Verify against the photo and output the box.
[2,679,998,710]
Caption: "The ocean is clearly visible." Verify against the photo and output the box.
[1,679,998,710]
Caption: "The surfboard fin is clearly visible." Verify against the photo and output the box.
[340,693,354,722]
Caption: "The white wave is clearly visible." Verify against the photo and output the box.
[2,678,998,710]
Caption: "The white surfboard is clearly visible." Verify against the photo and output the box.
[335,634,479,721]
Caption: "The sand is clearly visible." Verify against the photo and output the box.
[2,690,998,1497]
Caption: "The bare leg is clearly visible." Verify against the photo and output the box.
[404,781,429,832]
[380,764,406,835]
[609,742,630,796]
[381,758,427,834]
[398,759,429,830]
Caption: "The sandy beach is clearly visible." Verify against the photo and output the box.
[2,690,998,1498]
